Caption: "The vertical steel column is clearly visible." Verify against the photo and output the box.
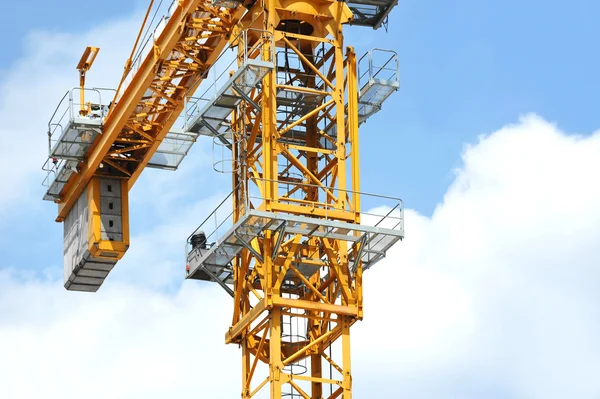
[230,1,359,397]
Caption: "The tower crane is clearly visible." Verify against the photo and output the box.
[42,0,403,397]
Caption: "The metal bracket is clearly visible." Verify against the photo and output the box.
[351,234,368,273]
[199,263,235,297]
[272,221,287,260]
[232,83,262,113]
[234,231,265,264]
[201,119,232,149]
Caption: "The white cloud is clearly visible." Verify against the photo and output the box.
[0,268,240,398]
[1,7,599,399]
[353,115,600,398]
[1,114,599,398]
[0,12,140,217]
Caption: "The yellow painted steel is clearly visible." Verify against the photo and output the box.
[85,177,130,260]
[76,46,99,116]
[55,0,389,396]
[53,1,245,271]
[56,1,244,222]
[226,1,363,397]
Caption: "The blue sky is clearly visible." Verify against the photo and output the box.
[348,0,600,213]
[3,0,599,213]
[1,1,600,398]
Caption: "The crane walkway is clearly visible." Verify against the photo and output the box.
[42,88,112,201]
[184,29,274,145]
[358,49,400,124]
[185,186,404,296]
[347,0,399,29]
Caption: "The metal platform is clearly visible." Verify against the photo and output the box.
[147,128,199,170]
[357,49,400,124]
[42,88,113,201]
[43,86,201,200]
[347,0,398,29]
[185,29,274,145]
[185,186,404,295]
[49,117,104,161]
[186,62,271,139]
[43,158,78,201]
[186,210,403,291]
[43,116,104,201]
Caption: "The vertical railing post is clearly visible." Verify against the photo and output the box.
[69,90,74,121]
[215,211,219,242]
[244,30,248,65]
[184,95,188,131]
[369,50,373,83]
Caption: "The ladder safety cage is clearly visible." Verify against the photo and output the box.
[184,29,275,142]
[357,48,400,123]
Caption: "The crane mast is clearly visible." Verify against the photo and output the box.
[241,5,366,397]
[185,0,402,397]
[43,0,402,397]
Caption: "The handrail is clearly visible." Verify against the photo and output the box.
[249,177,404,204]
[47,90,70,133]
[68,87,104,119]
[46,87,113,157]
[184,28,275,127]
[358,48,399,87]
[186,182,242,242]
[48,123,65,155]
[186,177,404,247]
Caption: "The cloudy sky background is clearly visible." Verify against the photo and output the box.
[1,0,599,398]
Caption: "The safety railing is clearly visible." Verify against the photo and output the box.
[46,87,114,157]
[42,87,114,199]
[147,129,198,170]
[41,157,70,186]
[185,187,238,259]
[249,177,404,229]
[117,0,179,102]
[275,50,329,89]
[358,48,399,89]
[185,178,404,257]
[346,0,397,29]
[41,157,78,201]
[183,28,275,131]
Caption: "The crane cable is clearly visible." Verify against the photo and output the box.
[107,0,156,118]
[132,0,165,66]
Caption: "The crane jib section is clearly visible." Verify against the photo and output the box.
[45,0,245,292]
[57,1,245,221]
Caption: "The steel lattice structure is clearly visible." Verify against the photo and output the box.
[43,0,402,397]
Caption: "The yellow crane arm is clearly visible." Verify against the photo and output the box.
[56,0,245,222]
[76,46,100,116]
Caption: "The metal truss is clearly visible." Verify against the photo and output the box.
[227,2,364,397]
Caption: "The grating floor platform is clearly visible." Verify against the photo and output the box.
[347,0,398,29]
[186,60,273,142]
[186,209,404,291]
[147,128,199,171]
[43,117,104,201]
[358,77,400,124]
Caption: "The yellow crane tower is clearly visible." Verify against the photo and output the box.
[42,0,403,397]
